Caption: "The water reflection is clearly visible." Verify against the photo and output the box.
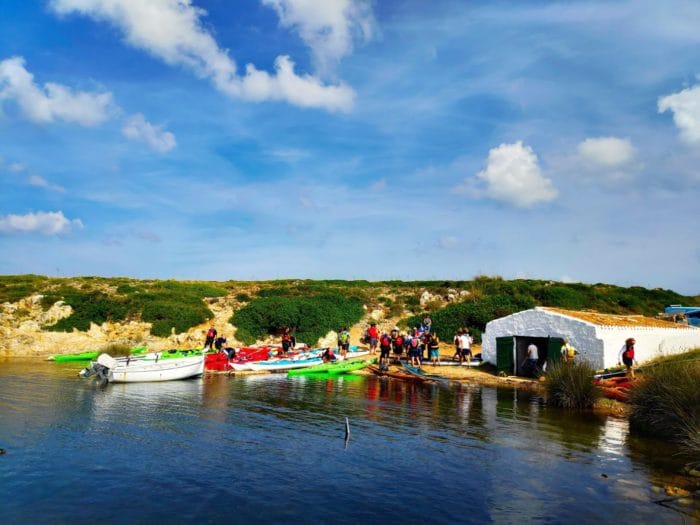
[0,361,694,524]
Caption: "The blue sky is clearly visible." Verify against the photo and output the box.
[1,1,699,294]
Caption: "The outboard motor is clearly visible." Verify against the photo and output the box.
[79,353,117,386]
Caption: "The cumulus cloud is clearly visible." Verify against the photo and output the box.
[0,211,83,235]
[122,113,176,153]
[454,141,557,208]
[50,0,355,112]
[658,83,700,145]
[262,0,374,74]
[0,56,113,126]
[577,137,637,168]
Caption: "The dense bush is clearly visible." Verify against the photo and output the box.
[43,280,225,336]
[546,361,600,408]
[50,291,130,331]
[406,294,536,344]
[628,359,700,467]
[232,293,364,345]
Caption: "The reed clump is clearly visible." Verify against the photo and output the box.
[100,343,134,357]
[546,360,600,409]
[628,359,700,468]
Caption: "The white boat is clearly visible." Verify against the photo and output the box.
[80,353,204,383]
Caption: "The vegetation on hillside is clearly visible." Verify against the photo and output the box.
[231,292,364,345]
[405,293,536,343]
[33,278,227,336]
[1,274,698,342]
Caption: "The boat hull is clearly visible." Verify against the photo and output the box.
[107,355,204,383]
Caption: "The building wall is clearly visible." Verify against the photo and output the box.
[482,309,604,367]
[596,326,700,368]
[483,308,700,370]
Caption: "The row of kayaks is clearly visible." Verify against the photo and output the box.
[77,345,375,384]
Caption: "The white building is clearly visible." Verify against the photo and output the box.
[482,307,700,375]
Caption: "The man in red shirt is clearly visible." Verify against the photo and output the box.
[367,323,379,354]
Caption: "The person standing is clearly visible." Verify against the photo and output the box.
[524,342,539,377]
[427,333,441,365]
[459,329,472,365]
[422,314,432,333]
[618,337,636,379]
[367,323,379,355]
[452,328,463,361]
[560,339,578,363]
[281,326,293,357]
[338,327,350,359]
[204,325,217,350]
[379,331,392,367]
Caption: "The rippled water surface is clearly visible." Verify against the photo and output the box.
[0,360,694,523]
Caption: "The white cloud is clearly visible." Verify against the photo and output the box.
[0,56,113,126]
[0,211,83,235]
[577,137,636,168]
[262,0,374,74]
[50,0,355,112]
[27,175,66,193]
[8,162,25,172]
[269,147,309,162]
[658,83,700,145]
[455,141,557,208]
[122,113,176,153]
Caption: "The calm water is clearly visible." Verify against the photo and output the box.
[0,360,695,524]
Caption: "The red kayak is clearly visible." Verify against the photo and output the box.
[205,347,273,371]
[595,376,634,402]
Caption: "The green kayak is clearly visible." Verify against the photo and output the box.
[288,357,376,376]
[51,346,147,362]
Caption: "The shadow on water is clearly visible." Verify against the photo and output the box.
[0,360,697,524]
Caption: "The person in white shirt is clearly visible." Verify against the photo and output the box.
[459,329,472,365]
[524,343,539,377]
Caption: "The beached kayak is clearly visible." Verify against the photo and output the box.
[247,357,323,371]
[288,357,377,376]
[51,346,147,362]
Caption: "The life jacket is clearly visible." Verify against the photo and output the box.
[368,326,378,338]
[395,336,403,347]
[624,345,635,359]
[410,338,419,348]
[563,344,576,358]
[339,332,349,343]
[282,333,291,342]
[380,335,391,347]
[207,328,216,338]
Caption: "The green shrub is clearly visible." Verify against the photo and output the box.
[232,293,364,345]
[44,280,225,335]
[546,361,600,408]
[236,293,251,302]
[405,294,535,344]
[628,360,700,467]
[50,291,130,332]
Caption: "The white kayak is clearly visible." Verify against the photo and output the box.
[81,353,204,383]
[247,357,323,371]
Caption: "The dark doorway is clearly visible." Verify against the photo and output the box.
[515,336,549,376]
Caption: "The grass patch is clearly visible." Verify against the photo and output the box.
[546,361,600,409]
[628,358,700,468]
